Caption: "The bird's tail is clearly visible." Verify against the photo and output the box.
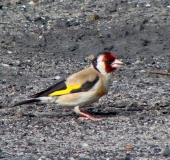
[11,99,41,107]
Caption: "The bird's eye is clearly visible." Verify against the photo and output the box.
[105,59,113,64]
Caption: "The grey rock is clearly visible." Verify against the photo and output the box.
[0,0,170,159]
[163,147,170,157]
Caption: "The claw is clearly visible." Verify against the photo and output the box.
[73,106,103,121]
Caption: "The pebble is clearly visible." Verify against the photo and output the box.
[86,14,100,21]
[28,1,35,5]
[54,76,61,80]
[0,0,170,159]
[80,142,89,148]
[162,147,170,157]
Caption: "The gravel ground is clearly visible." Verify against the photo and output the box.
[0,0,170,159]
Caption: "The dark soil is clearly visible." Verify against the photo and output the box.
[0,0,170,159]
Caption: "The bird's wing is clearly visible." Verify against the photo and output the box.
[29,74,99,98]
[29,79,67,98]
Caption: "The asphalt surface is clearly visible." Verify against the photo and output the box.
[0,0,170,159]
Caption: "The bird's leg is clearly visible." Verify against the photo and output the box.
[73,106,102,121]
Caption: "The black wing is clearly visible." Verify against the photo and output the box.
[29,79,67,98]
[29,76,99,98]
[70,76,99,93]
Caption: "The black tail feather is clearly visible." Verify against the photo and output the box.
[11,99,41,107]
[29,80,66,98]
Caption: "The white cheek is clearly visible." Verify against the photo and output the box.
[96,62,105,73]
[96,56,107,75]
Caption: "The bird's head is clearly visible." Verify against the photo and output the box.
[92,51,123,75]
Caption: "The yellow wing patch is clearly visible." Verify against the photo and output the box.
[49,84,81,96]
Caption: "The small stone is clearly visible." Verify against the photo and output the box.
[84,55,95,62]
[138,2,145,8]
[146,3,151,7]
[80,142,89,148]
[107,4,117,12]
[68,45,78,52]
[116,100,130,108]
[23,155,37,160]
[56,19,71,28]
[163,147,170,156]
[86,14,100,21]
[28,1,35,5]
[54,76,61,80]
[134,24,144,31]
[7,51,12,54]
[104,45,114,51]
[68,158,75,160]
[140,70,145,73]
[2,64,10,67]
[129,2,137,8]
[154,147,161,153]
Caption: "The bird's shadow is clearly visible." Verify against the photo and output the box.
[2,103,155,120]
[85,109,119,117]
[18,108,120,119]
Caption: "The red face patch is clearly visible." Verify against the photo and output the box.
[102,52,116,73]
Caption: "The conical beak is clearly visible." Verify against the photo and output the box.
[112,59,123,68]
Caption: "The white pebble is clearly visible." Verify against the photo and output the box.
[55,76,61,80]
[81,142,89,148]
[28,1,35,5]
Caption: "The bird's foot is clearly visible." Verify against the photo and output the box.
[73,106,102,121]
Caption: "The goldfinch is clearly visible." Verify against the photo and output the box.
[12,51,123,120]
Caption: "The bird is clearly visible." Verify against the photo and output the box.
[11,51,123,120]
